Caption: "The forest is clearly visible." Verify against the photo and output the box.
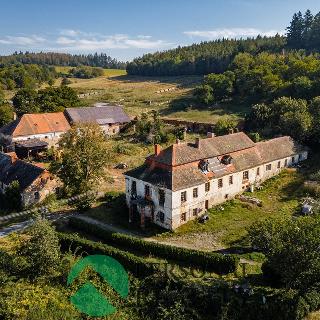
[127,9,320,77]
[0,63,57,90]
[0,52,126,69]
[127,35,286,76]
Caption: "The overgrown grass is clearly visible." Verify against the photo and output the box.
[162,170,305,247]
[54,66,126,77]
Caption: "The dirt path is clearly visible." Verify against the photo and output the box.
[76,216,225,251]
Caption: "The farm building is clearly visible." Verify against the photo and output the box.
[65,103,131,135]
[0,112,71,147]
[124,132,308,230]
[0,152,58,207]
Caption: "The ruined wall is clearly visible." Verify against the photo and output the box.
[100,124,121,136]
[21,172,59,208]
[124,177,173,230]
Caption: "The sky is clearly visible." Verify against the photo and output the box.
[0,0,319,61]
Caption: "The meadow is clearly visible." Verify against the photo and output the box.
[54,67,248,123]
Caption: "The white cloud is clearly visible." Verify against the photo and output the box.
[0,30,173,56]
[54,33,172,51]
[184,28,283,39]
[0,35,46,45]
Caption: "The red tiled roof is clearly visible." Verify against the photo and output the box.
[0,112,70,138]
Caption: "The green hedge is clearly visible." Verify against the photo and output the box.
[58,233,157,278]
[68,217,239,275]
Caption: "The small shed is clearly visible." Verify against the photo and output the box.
[15,139,48,159]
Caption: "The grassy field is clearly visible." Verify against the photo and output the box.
[56,69,247,123]
[54,66,127,77]
[5,65,249,123]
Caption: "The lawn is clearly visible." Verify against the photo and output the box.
[157,170,305,249]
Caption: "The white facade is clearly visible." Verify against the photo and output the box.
[125,151,308,230]
[12,132,65,147]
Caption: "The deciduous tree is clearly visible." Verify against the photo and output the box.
[51,123,110,210]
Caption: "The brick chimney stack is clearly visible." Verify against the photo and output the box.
[154,144,161,155]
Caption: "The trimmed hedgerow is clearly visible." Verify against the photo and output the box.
[68,217,239,275]
[58,233,156,278]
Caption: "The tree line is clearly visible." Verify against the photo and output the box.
[0,52,126,69]
[127,35,285,76]
[287,9,320,50]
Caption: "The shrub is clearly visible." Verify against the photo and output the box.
[68,217,239,274]
[58,233,156,278]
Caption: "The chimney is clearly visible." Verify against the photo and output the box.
[207,132,215,138]
[195,137,200,148]
[228,128,234,134]
[172,144,176,165]
[154,144,161,155]
[183,127,187,140]
[6,152,18,164]
[176,139,180,145]
[13,112,17,121]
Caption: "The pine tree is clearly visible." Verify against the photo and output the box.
[302,9,314,48]
[286,11,304,49]
[309,12,320,51]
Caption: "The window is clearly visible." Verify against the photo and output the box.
[181,191,187,203]
[277,161,281,169]
[229,176,233,185]
[257,167,260,176]
[243,171,249,180]
[159,189,165,207]
[218,179,223,188]
[145,185,151,197]
[299,154,303,160]
[193,208,198,216]
[285,159,288,166]
[131,181,137,196]
[34,192,40,200]
[225,194,229,199]
[205,182,210,192]
[266,164,272,171]
[193,188,198,198]
[181,212,187,222]
[158,211,164,223]
[292,156,295,163]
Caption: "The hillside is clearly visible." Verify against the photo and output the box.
[127,35,286,76]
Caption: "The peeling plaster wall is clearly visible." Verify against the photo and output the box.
[125,177,173,229]
[125,151,308,230]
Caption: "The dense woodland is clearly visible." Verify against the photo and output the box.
[0,52,126,69]
[0,63,57,90]
[127,36,286,76]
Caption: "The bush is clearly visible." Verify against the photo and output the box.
[103,191,123,203]
[58,233,156,278]
[68,217,239,274]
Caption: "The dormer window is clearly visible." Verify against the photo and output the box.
[221,155,232,165]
